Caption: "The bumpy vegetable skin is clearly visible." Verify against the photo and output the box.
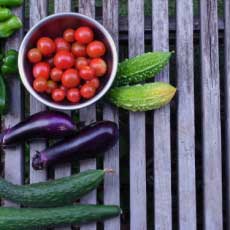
[0,169,108,207]
[0,0,23,7]
[0,74,6,114]
[32,121,119,170]
[0,205,121,230]
[107,82,176,112]
[113,52,172,86]
[1,49,18,74]
[0,111,77,146]
[0,7,12,21]
[0,15,22,38]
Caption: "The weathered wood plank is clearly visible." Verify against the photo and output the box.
[78,1,96,230]
[176,0,196,229]
[128,1,147,230]
[200,0,223,229]
[102,1,120,230]
[3,6,24,207]
[29,0,47,183]
[225,0,230,228]
[54,1,71,230]
[152,1,172,229]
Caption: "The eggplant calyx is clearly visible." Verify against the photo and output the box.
[32,151,45,170]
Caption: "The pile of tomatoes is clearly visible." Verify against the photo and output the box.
[27,26,107,103]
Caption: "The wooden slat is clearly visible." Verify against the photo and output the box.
[102,1,120,230]
[78,1,96,230]
[29,0,47,183]
[152,1,172,229]
[200,0,223,229]
[54,1,71,230]
[128,1,147,230]
[225,0,230,228]
[176,0,196,229]
[3,6,24,207]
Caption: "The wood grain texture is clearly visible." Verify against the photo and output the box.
[176,0,196,229]
[3,6,24,207]
[152,1,172,229]
[200,0,223,229]
[102,1,120,230]
[128,1,147,230]
[29,0,47,183]
[54,1,71,230]
[225,1,230,228]
[78,2,96,230]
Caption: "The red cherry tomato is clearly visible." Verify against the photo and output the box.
[46,57,54,67]
[61,68,80,88]
[75,57,89,70]
[54,37,71,52]
[37,37,56,56]
[50,67,63,82]
[67,88,81,103]
[63,28,75,43]
[46,80,57,94]
[27,48,42,63]
[87,78,100,89]
[74,27,94,44]
[52,88,66,102]
[33,77,47,92]
[71,42,86,57]
[79,66,95,80]
[86,41,106,58]
[90,58,107,77]
[33,62,50,79]
[54,51,75,69]
[80,83,96,99]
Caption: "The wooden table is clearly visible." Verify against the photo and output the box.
[1,0,227,229]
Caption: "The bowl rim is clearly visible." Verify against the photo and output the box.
[18,12,118,110]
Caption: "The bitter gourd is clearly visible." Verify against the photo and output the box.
[114,52,173,86]
[107,82,176,112]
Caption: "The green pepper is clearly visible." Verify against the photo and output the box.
[0,74,6,114]
[0,15,22,38]
[1,49,18,74]
[0,0,23,7]
[0,7,12,21]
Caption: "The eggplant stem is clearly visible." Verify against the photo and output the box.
[104,168,115,174]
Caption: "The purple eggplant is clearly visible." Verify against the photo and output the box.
[0,111,77,146]
[32,121,119,170]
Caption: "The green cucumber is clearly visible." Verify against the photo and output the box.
[0,169,110,207]
[114,52,173,87]
[107,82,176,112]
[0,74,6,114]
[0,205,121,230]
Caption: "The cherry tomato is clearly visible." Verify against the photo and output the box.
[33,77,47,93]
[67,88,81,103]
[33,62,50,79]
[86,41,106,58]
[71,42,86,57]
[61,68,80,88]
[80,83,96,99]
[87,78,100,89]
[90,58,107,77]
[52,88,66,102]
[37,37,56,56]
[63,28,75,43]
[27,48,42,63]
[75,57,89,70]
[54,51,75,69]
[79,66,95,80]
[46,80,57,94]
[74,27,94,44]
[54,37,71,52]
[50,67,63,82]
[46,57,54,67]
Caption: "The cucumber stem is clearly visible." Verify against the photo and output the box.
[104,168,115,174]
